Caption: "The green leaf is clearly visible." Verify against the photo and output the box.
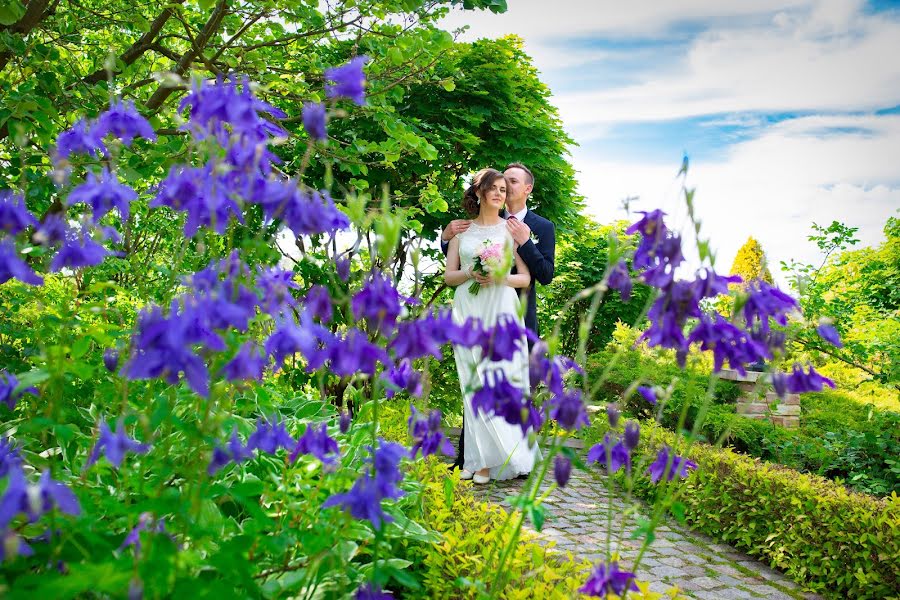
[443,476,455,507]
[71,336,92,359]
[0,1,25,26]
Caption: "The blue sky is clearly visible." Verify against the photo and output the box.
[441,0,900,283]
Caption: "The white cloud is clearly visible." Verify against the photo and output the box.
[555,10,900,125]
[577,114,900,285]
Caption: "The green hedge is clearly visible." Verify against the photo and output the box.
[624,423,900,599]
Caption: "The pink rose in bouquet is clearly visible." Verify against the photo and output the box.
[468,241,504,295]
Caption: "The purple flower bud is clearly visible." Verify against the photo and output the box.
[606,404,620,428]
[339,411,351,434]
[624,421,640,450]
[336,257,351,281]
[302,102,327,141]
[554,455,571,488]
[103,349,119,373]
[816,324,843,348]
[0,190,37,235]
[325,56,370,105]
[637,386,657,405]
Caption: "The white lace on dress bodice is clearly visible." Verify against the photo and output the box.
[457,220,513,272]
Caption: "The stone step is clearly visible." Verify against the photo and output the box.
[736,403,801,416]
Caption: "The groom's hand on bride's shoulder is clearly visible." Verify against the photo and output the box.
[441,219,472,242]
[506,218,531,245]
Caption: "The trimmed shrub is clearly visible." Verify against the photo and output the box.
[623,423,900,599]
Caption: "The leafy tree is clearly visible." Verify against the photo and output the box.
[539,219,652,356]
[729,236,772,287]
[784,218,900,390]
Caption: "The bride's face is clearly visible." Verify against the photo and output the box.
[479,177,507,212]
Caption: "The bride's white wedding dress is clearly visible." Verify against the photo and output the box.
[452,220,541,480]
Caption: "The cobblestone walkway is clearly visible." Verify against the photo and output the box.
[468,466,823,600]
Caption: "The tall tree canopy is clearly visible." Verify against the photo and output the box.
[729,236,772,287]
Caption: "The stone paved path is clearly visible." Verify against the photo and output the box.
[466,465,823,599]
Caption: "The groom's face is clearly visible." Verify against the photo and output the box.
[504,167,533,204]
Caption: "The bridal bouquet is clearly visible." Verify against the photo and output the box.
[468,241,505,295]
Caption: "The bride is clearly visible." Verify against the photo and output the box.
[443,168,541,484]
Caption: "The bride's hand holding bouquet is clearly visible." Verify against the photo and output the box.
[467,241,506,295]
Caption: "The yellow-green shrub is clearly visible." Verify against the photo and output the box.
[625,423,900,599]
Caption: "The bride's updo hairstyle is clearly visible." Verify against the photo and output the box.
[463,168,505,217]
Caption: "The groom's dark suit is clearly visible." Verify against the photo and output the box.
[442,209,556,470]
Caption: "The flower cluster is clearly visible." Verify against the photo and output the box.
[407,406,453,458]
[0,465,81,561]
[86,419,151,469]
[324,439,406,530]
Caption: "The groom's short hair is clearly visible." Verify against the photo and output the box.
[505,162,534,186]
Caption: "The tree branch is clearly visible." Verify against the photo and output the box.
[80,0,187,85]
[145,0,229,112]
[0,0,52,71]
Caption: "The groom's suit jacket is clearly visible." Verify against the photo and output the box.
[441,209,556,337]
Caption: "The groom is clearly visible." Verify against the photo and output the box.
[441,162,557,471]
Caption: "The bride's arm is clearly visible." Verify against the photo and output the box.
[444,237,473,287]
[506,245,531,289]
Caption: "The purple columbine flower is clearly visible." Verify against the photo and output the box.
[323,473,391,530]
[323,439,405,530]
[606,259,633,301]
[579,561,639,597]
[123,302,218,397]
[49,232,109,272]
[33,214,69,246]
[221,342,267,382]
[265,316,332,372]
[302,102,328,141]
[0,370,38,411]
[529,342,582,396]
[119,512,154,553]
[743,281,798,334]
[66,168,137,223]
[383,359,422,399]
[54,118,107,161]
[336,256,351,281]
[247,416,296,455]
[152,163,244,238]
[325,56,369,105]
[408,406,453,459]
[0,240,44,286]
[304,285,332,323]
[0,190,37,235]
[646,446,697,483]
[481,315,529,362]
[637,385,657,405]
[330,329,388,376]
[290,423,340,465]
[94,99,156,146]
[389,317,444,361]
[472,370,543,435]
[624,421,640,450]
[688,314,770,374]
[0,435,22,477]
[178,75,287,140]
[86,418,151,469]
[256,265,300,316]
[554,455,571,488]
[352,271,404,333]
[772,363,836,396]
[816,323,843,348]
[207,427,255,476]
[0,466,81,529]
[587,433,630,474]
[339,411,351,434]
[548,388,590,431]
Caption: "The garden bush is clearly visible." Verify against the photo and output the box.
[587,324,900,495]
[620,422,900,599]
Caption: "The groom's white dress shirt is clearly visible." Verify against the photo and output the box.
[509,206,528,221]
